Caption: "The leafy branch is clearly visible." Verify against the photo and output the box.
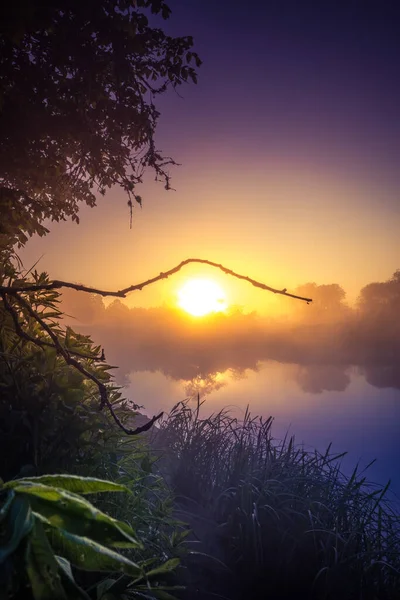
[1,289,163,437]
[0,259,312,437]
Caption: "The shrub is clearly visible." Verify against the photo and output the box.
[0,268,142,481]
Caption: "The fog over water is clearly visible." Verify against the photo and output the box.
[60,272,400,497]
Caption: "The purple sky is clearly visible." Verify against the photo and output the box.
[159,0,400,184]
[20,0,399,308]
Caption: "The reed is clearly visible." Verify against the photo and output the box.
[153,398,400,599]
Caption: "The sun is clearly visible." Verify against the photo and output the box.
[177,279,227,317]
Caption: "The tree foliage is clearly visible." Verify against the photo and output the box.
[357,269,400,316]
[293,282,348,322]
[0,0,201,250]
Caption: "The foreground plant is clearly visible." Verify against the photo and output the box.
[0,474,182,600]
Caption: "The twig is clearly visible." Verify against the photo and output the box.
[0,258,313,304]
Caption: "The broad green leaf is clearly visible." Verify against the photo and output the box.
[146,558,180,578]
[55,555,74,580]
[42,525,143,576]
[56,556,91,600]
[14,483,141,548]
[97,574,136,598]
[96,578,118,599]
[25,519,67,600]
[0,495,33,564]
[8,475,130,495]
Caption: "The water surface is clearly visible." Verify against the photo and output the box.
[126,361,400,499]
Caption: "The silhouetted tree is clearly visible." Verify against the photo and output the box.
[357,270,400,318]
[0,0,201,251]
[293,282,348,321]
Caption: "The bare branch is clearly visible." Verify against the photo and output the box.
[1,259,313,304]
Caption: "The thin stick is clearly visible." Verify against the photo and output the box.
[1,258,313,304]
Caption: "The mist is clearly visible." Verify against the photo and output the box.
[59,270,400,396]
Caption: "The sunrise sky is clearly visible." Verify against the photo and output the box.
[19,0,400,313]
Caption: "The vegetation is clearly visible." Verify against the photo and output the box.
[0,266,144,481]
[153,400,400,599]
[0,0,201,251]
[1,264,399,598]
[0,474,184,599]
[0,265,189,599]
[0,1,399,599]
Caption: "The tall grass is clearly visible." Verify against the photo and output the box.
[152,398,400,600]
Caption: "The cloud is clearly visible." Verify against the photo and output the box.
[59,271,400,395]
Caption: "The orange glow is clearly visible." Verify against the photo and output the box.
[177,279,227,316]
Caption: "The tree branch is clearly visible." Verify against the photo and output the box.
[1,292,42,347]
[0,294,105,361]
[1,259,313,304]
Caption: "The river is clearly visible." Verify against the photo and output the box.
[126,361,400,499]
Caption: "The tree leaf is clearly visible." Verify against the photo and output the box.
[14,483,141,548]
[9,475,130,495]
